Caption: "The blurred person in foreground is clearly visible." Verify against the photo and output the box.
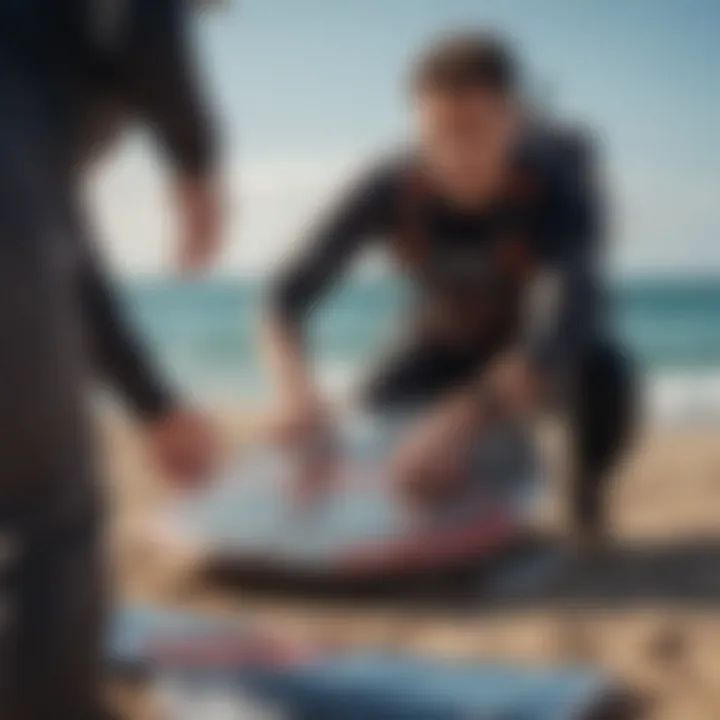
[264,33,635,546]
[0,0,222,717]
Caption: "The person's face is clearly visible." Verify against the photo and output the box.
[414,87,519,205]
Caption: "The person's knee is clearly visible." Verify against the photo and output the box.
[574,336,639,472]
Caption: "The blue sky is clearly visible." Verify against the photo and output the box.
[94,0,719,276]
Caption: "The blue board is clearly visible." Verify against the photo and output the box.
[163,417,540,579]
[109,606,621,720]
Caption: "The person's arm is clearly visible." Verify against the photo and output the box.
[494,136,604,414]
[77,234,217,483]
[115,0,222,272]
[264,165,397,423]
[496,132,603,415]
[114,0,217,177]
[76,240,176,422]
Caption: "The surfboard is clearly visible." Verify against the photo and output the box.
[153,416,542,585]
[109,605,629,720]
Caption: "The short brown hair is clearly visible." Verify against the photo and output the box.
[412,32,519,96]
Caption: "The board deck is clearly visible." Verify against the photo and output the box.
[158,417,541,582]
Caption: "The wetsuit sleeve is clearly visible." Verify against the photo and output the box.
[115,0,217,177]
[521,140,604,390]
[269,164,398,328]
[76,241,177,422]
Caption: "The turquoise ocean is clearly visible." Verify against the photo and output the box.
[121,277,720,424]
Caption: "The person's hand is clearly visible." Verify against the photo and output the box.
[390,396,479,510]
[261,389,328,448]
[174,175,224,275]
[489,353,539,417]
[261,391,340,510]
[146,408,218,487]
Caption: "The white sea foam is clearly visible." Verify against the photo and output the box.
[645,370,720,426]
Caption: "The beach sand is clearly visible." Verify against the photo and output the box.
[104,409,720,719]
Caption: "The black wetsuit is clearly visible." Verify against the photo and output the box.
[271,129,635,534]
[0,1,215,717]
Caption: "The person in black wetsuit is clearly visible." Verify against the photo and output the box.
[0,1,221,717]
[264,33,635,542]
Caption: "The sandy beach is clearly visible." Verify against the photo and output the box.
[105,410,720,719]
